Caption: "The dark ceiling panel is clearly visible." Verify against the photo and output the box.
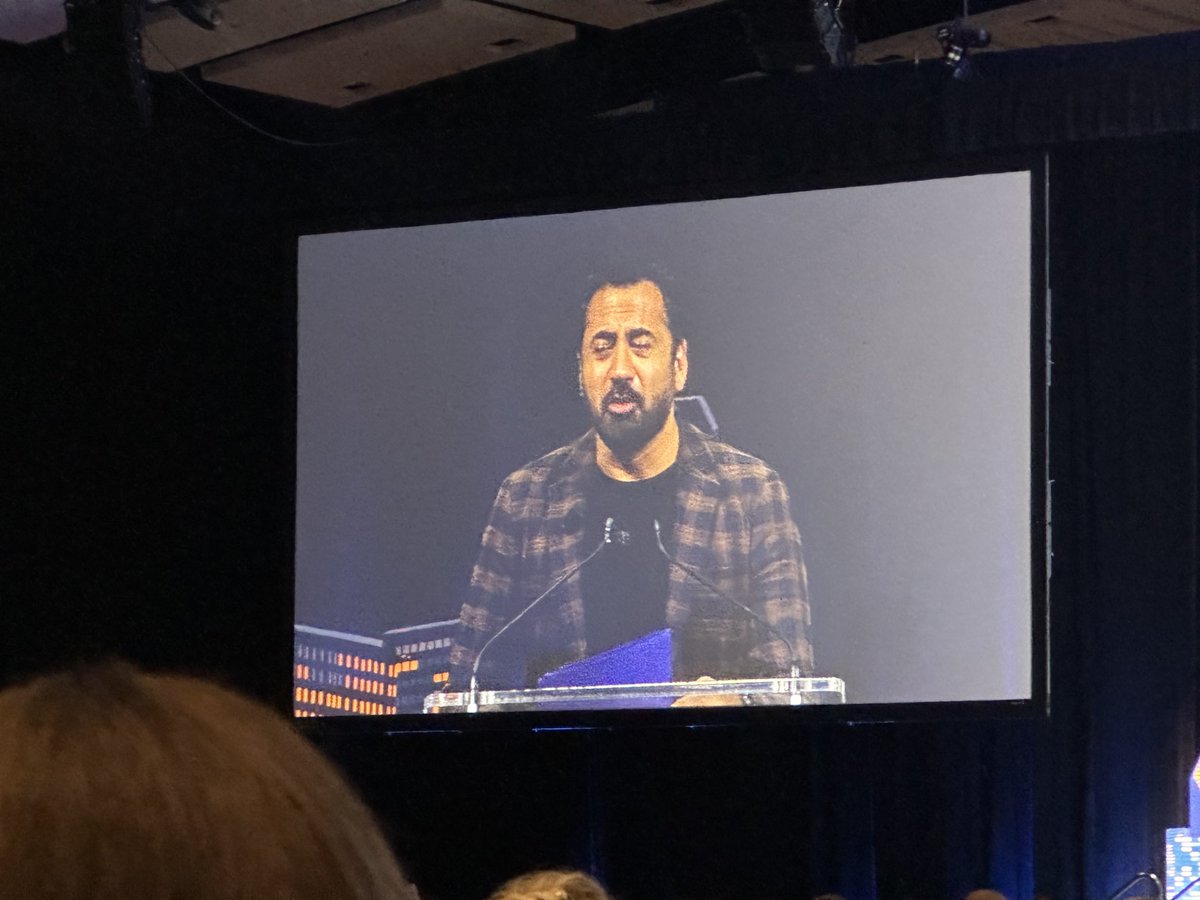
[200,0,575,108]
[142,0,406,72]
[493,0,725,30]
[858,0,1200,65]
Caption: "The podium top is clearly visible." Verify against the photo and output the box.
[425,676,846,713]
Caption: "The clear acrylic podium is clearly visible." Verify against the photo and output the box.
[424,676,846,713]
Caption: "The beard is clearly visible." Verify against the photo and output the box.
[591,381,675,459]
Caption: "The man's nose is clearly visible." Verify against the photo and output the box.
[610,340,635,380]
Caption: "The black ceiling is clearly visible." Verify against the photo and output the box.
[848,0,1019,43]
[0,0,1035,147]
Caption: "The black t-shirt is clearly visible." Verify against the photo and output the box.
[580,463,679,656]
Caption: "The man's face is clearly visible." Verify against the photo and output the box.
[579,280,688,458]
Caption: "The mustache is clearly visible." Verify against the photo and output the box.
[603,383,644,407]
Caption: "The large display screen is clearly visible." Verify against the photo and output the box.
[292,168,1043,720]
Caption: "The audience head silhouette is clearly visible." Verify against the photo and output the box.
[488,868,612,900]
[0,660,418,900]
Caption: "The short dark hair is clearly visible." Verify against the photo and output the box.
[579,275,687,350]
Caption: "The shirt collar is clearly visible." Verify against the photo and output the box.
[550,422,720,493]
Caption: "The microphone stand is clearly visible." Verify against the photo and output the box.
[1105,871,1163,900]
[652,519,803,702]
[467,517,614,713]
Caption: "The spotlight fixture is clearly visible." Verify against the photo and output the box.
[935,18,990,80]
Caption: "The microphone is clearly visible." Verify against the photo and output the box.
[466,516,615,713]
[651,519,803,688]
[610,522,632,546]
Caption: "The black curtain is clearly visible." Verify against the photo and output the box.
[1034,138,1199,899]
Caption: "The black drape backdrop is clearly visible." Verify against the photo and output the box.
[4,27,1200,900]
[1036,139,1199,898]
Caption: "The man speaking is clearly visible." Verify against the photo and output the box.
[449,278,813,690]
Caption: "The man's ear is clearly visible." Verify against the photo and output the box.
[673,338,689,392]
[577,351,584,397]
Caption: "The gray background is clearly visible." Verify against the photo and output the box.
[296,171,1033,704]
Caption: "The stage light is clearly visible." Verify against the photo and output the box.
[935,18,991,80]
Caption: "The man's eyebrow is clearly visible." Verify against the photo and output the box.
[589,329,617,343]
[626,327,654,341]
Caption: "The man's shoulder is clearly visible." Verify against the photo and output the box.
[681,425,781,484]
[499,432,591,492]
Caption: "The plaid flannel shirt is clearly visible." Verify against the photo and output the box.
[449,424,813,688]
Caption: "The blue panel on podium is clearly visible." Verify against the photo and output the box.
[538,628,673,689]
